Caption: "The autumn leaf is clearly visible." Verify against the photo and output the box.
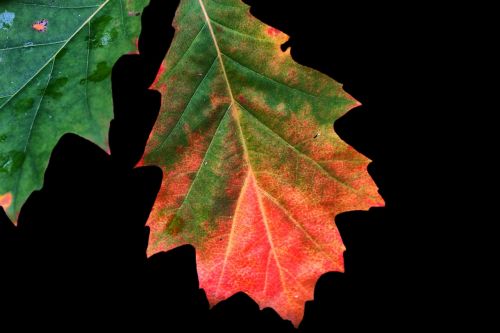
[1,0,383,326]
[0,0,146,219]
[144,0,383,325]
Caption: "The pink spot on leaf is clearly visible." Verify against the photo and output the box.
[266,27,281,37]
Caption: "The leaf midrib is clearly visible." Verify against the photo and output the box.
[198,0,291,299]
[197,0,234,102]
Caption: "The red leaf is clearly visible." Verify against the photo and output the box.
[144,0,383,325]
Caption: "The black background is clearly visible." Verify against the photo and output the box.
[0,0,441,331]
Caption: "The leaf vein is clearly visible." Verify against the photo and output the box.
[0,0,111,110]
[198,0,234,101]
[151,56,218,154]
[83,22,101,139]
[209,18,274,44]
[258,186,338,263]
[18,2,101,9]
[263,249,272,294]
[236,101,361,194]
[216,169,251,296]
[0,40,65,52]
[163,23,208,79]
[170,104,232,219]
[118,0,126,30]
[12,58,56,212]
[221,52,324,99]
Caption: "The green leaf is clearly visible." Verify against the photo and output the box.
[0,0,147,218]
[144,0,383,325]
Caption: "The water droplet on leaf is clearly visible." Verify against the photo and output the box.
[0,11,15,30]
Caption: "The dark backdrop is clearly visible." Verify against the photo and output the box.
[0,0,438,331]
